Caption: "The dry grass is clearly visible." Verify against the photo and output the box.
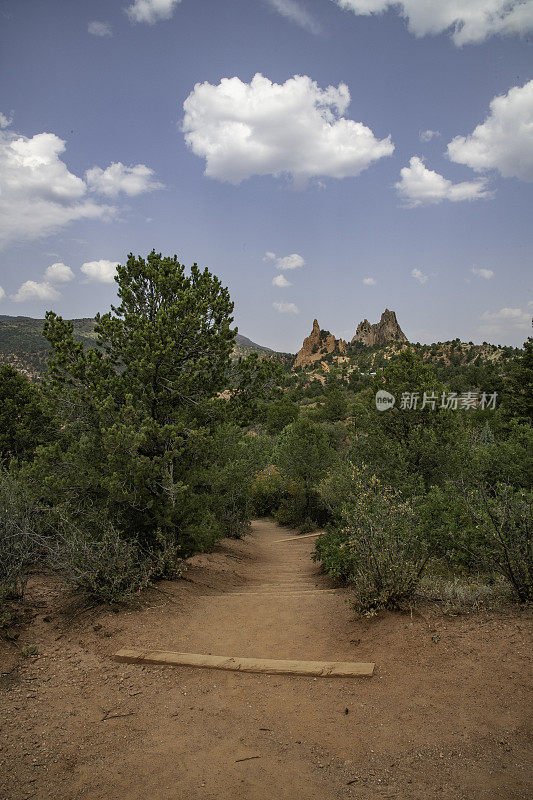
[418,572,514,614]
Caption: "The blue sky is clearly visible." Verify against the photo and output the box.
[0,0,532,350]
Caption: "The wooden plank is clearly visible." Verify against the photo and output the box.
[272,532,323,543]
[216,588,342,597]
[114,649,374,678]
[246,582,322,587]
[237,584,329,590]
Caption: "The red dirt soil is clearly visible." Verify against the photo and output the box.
[1,519,532,799]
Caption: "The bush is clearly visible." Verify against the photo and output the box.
[274,481,309,528]
[0,365,51,463]
[148,529,185,581]
[316,387,348,422]
[274,416,335,488]
[251,465,326,530]
[317,458,357,527]
[251,466,287,516]
[196,425,267,539]
[350,350,463,492]
[459,484,532,602]
[264,397,298,434]
[49,517,154,604]
[274,483,327,530]
[272,416,336,528]
[415,483,478,567]
[0,469,44,604]
[314,472,431,613]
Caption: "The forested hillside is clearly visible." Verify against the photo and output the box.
[0,314,278,378]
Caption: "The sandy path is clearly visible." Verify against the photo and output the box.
[139,518,353,663]
[1,519,532,800]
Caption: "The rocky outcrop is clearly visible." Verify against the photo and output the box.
[293,319,347,369]
[293,310,406,369]
[352,309,407,347]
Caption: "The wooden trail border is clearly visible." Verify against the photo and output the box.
[272,532,323,543]
[114,649,374,678]
[214,588,343,597]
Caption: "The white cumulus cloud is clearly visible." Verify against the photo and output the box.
[0,285,5,301]
[88,21,112,36]
[332,1,533,45]
[472,266,494,280]
[447,80,533,182]
[44,262,74,283]
[363,277,376,285]
[264,251,305,270]
[0,128,113,248]
[126,0,181,24]
[272,274,292,287]
[81,260,119,284]
[277,253,305,270]
[273,301,299,314]
[396,156,491,206]
[86,162,163,197]
[411,268,428,284]
[182,73,394,185]
[265,0,321,34]
[0,125,161,249]
[11,261,74,304]
[11,280,60,303]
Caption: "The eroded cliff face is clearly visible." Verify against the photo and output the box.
[352,309,407,347]
[293,319,347,369]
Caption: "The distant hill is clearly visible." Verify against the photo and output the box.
[232,332,276,358]
[0,315,280,379]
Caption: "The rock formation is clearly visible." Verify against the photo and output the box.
[293,310,407,369]
[352,309,407,347]
[293,319,347,369]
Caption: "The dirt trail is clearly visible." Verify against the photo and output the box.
[144,518,353,664]
[1,519,532,800]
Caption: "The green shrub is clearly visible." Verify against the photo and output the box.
[148,529,185,581]
[274,416,335,489]
[314,472,431,613]
[317,458,356,526]
[50,518,153,603]
[316,387,348,422]
[251,466,286,516]
[0,469,44,604]
[459,484,532,602]
[194,425,267,539]
[0,365,51,463]
[264,397,298,434]
[415,483,478,566]
[272,417,336,528]
[274,482,308,528]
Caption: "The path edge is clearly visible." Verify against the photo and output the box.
[114,649,375,678]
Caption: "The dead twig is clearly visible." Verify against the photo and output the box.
[100,705,135,722]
